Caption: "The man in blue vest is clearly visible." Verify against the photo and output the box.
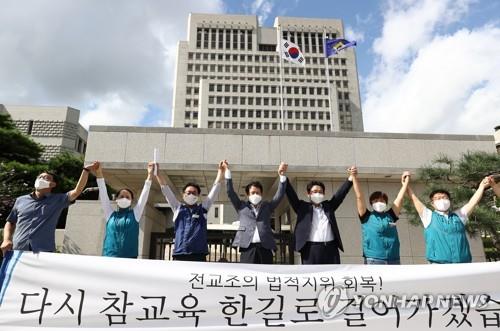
[155,161,224,261]
[406,175,490,263]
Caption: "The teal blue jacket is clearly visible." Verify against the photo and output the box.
[424,210,471,263]
[102,208,139,258]
[360,208,400,261]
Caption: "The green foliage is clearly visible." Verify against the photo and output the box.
[403,151,500,254]
[0,113,43,163]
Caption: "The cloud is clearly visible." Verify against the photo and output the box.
[0,0,224,128]
[250,0,275,24]
[363,0,500,135]
[345,26,365,42]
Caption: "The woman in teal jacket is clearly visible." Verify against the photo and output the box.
[95,161,153,258]
[351,170,410,265]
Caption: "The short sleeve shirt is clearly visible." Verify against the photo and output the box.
[7,192,70,252]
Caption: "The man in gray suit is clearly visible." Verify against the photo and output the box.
[223,160,287,264]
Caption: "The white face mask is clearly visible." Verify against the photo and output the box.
[34,178,51,190]
[116,198,131,209]
[433,198,450,212]
[183,194,198,205]
[372,202,387,213]
[310,193,325,204]
[248,194,262,205]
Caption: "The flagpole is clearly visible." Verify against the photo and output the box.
[323,29,335,132]
[277,24,285,131]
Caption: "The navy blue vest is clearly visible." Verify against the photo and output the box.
[173,204,208,256]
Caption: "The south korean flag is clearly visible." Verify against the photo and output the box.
[278,39,306,66]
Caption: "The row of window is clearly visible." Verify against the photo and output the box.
[187,52,347,66]
[194,28,339,55]
[196,28,252,50]
[282,30,338,54]
[204,96,336,107]
[207,84,348,95]
[206,121,333,131]
[187,74,337,84]
[184,104,351,121]
[187,63,349,77]
[206,109,332,120]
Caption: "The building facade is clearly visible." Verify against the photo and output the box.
[1,104,88,160]
[172,14,363,132]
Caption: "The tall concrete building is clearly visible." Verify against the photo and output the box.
[172,14,363,132]
[0,104,88,160]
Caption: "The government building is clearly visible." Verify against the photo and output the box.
[172,14,363,132]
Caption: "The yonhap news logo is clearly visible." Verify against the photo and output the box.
[317,286,491,319]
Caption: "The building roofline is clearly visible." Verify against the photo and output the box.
[88,125,493,142]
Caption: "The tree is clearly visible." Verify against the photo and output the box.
[403,151,500,259]
[0,113,43,163]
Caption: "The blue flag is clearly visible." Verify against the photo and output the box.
[324,38,357,57]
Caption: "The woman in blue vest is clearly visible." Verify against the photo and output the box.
[406,176,490,264]
[95,161,154,258]
[351,170,410,264]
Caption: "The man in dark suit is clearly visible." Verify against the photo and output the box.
[286,166,357,264]
[224,160,287,264]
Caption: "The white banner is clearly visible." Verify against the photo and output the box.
[1,251,500,330]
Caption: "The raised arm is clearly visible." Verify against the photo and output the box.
[461,177,489,216]
[133,162,154,221]
[68,161,99,202]
[392,171,410,216]
[329,166,355,211]
[406,183,425,218]
[202,161,224,210]
[95,162,113,220]
[269,162,288,210]
[351,168,366,217]
[285,177,301,213]
[155,164,181,211]
[223,161,244,211]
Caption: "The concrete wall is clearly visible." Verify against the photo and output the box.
[66,126,496,264]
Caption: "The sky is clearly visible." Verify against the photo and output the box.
[0,0,499,134]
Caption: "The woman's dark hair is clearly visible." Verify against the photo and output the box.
[429,189,451,200]
[116,188,134,200]
[369,191,388,204]
[306,180,325,193]
[183,182,201,195]
[245,181,263,195]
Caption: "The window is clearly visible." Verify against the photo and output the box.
[226,30,231,49]
[203,29,209,48]
[218,29,223,48]
[196,28,202,48]
[233,29,238,49]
